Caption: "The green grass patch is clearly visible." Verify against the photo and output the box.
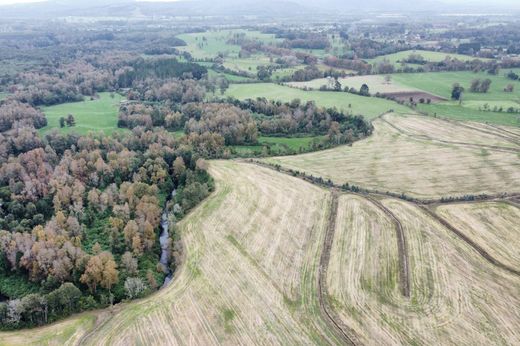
[416,102,520,127]
[392,70,520,101]
[176,30,280,60]
[226,83,410,120]
[230,135,326,156]
[367,50,491,66]
[207,69,252,83]
[39,92,127,136]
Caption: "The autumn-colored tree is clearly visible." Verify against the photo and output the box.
[80,255,103,293]
[173,156,186,178]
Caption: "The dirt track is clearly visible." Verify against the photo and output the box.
[318,190,361,346]
[364,196,411,298]
[421,206,520,277]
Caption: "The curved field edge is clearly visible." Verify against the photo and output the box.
[0,160,346,345]
[263,113,520,199]
[326,194,520,345]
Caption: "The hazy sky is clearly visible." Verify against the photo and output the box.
[0,0,518,5]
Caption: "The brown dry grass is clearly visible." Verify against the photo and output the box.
[82,160,339,345]
[265,113,520,199]
[327,194,520,345]
[436,201,520,269]
[1,161,341,345]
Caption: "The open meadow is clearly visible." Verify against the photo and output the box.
[392,70,520,126]
[225,83,411,120]
[264,112,520,199]
[287,74,425,95]
[39,92,126,136]
[367,49,491,66]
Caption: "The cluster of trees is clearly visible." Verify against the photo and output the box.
[59,115,76,128]
[469,79,492,93]
[223,97,373,145]
[183,103,258,145]
[116,58,208,88]
[0,99,213,329]
[127,78,206,104]
[323,56,372,74]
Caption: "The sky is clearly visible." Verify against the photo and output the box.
[0,0,519,5]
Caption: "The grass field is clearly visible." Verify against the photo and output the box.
[176,30,280,59]
[231,135,326,155]
[264,113,520,199]
[393,70,520,102]
[0,313,97,346]
[0,92,8,101]
[367,49,491,66]
[288,74,420,94]
[39,92,126,136]
[0,161,345,345]
[391,70,520,126]
[225,83,411,120]
[207,69,253,82]
[327,195,520,344]
[222,56,272,74]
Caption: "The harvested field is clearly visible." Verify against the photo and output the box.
[382,113,520,149]
[1,161,344,345]
[0,313,97,346]
[435,202,520,269]
[327,195,520,345]
[264,113,520,199]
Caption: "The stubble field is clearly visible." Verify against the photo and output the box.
[264,113,520,199]
[327,195,520,345]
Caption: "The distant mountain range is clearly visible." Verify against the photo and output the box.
[2,0,519,19]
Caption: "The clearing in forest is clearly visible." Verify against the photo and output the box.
[39,92,126,136]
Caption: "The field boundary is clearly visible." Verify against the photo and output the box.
[421,206,520,277]
[363,196,410,297]
[244,159,520,205]
[318,190,361,346]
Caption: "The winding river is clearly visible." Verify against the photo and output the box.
[159,189,176,287]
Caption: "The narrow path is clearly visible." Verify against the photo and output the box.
[318,190,361,346]
[364,196,411,298]
[421,206,520,277]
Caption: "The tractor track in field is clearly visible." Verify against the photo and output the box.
[380,116,520,153]
[421,206,520,277]
[363,196,411,298]
[318,190,361,346]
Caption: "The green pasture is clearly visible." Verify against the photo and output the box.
[39,92,126,136]
[367,49,492,66]
[225,83,410,120]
